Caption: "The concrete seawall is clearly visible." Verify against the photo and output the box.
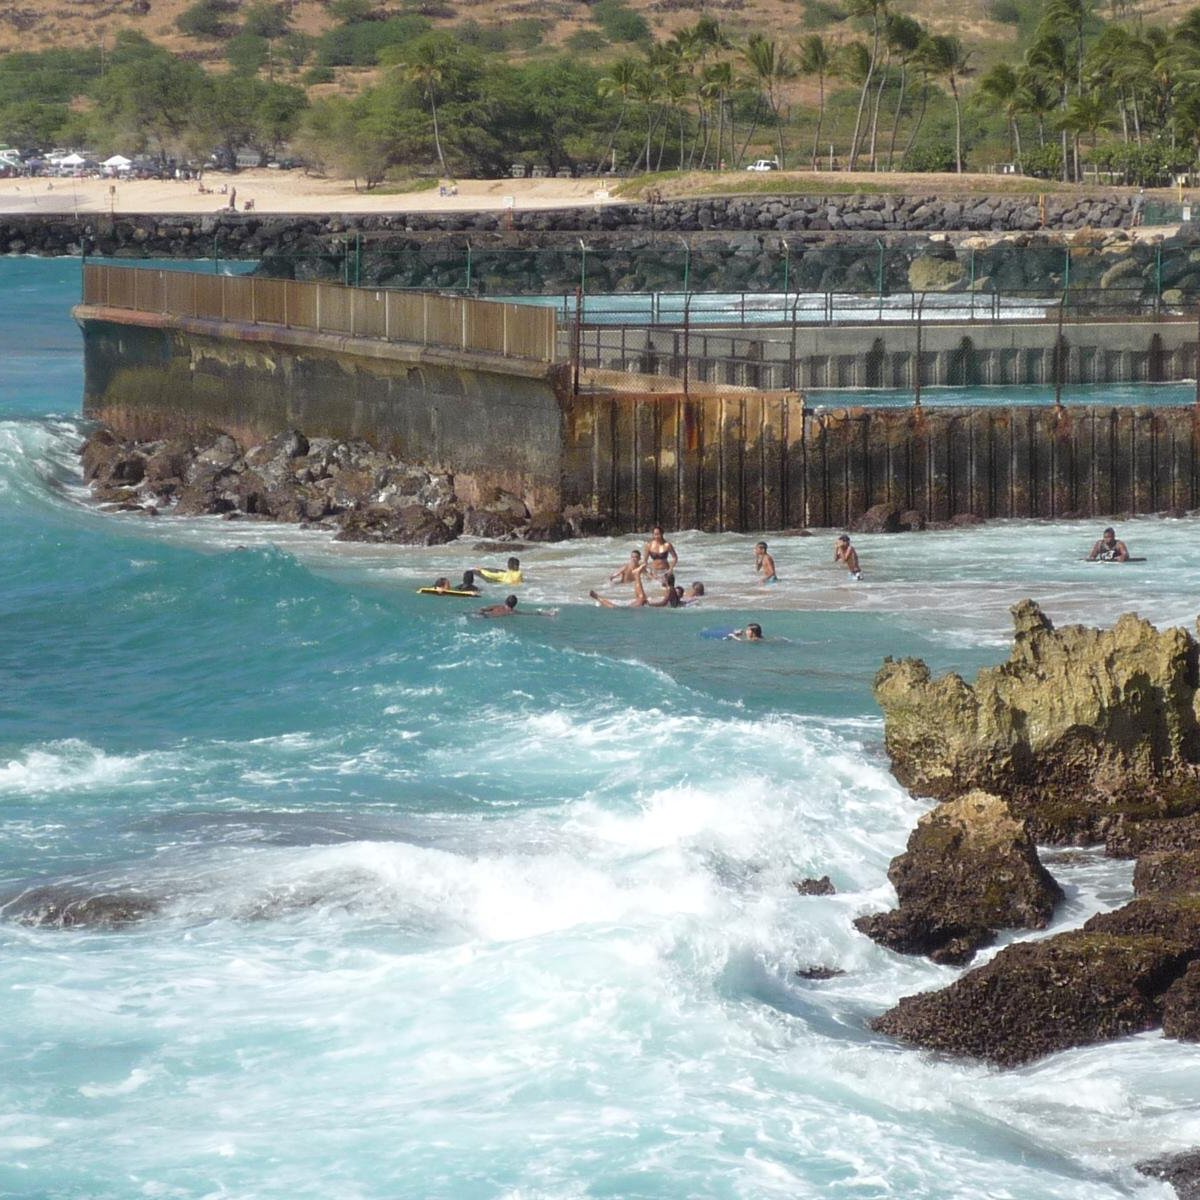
[77,267,1200,532]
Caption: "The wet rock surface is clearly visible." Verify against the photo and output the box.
[864,601,1200,1079]
[2,885,160,928]
[854,790,1062,965]
[78,425,584,545]
[1138,1150,1200,1199]
[871,931,1192,1066]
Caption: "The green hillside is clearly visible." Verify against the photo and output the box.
[1,0,1197,187]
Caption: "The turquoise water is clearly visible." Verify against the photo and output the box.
[3,256,1198,1198]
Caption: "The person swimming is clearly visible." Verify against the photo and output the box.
[458,570,481,595]
[475,556,523,585]
[590,563,681,608]
[727,623,764,641]
[755,541,778,584]
[1087,527,1129,562]
[478,594,518,616]
[609,549,643,585]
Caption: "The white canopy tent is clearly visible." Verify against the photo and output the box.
[57,153,86,167]
[102,154,132,169]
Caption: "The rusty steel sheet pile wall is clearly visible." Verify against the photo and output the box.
[563,394,1200,530]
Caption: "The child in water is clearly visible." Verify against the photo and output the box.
[834,534,861,580]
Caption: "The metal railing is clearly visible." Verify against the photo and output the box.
[81,264,559,363]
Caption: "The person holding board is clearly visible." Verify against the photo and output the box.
[1087,528,1130,562]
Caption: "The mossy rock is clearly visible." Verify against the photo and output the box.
[908,256,965,292]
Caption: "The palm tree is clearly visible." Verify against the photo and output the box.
[598,57,641,170]
[403,37,450,174]
[976,61,1024,170]
[1026,32,1073,178]
[881,12,923,170]
[742,34,793,167]
[846,0,886,170]
[798,33,833,169]
[921,34,972,173]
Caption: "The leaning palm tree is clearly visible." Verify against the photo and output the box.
[403,37,450,173]
[846,0,886,169]
[741,34,794,167]
[798,33,833,169]
[878,12,923,170]
[598,57,642,170]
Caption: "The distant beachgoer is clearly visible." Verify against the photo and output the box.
[1131,188,1145,228]
[478,594,519,617]
[1088,527,1129,562]
[609,549,642,584]
[680,581,705,603]
[476,556,523,585]
[727,623,764,641]
[432,576,452,594]
[643,525,678,576]
[459,570,481,595]
[755,541,778,584]
[834,534,861,580]
[229,186,237,211]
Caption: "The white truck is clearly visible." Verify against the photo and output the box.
[745,158,780,171]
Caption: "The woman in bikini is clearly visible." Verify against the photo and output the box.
[643,526,678,578]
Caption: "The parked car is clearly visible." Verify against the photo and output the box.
[745,158,780,171]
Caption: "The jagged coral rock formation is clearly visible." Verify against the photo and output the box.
[855,790,1062,965]
[874,599,1200,841]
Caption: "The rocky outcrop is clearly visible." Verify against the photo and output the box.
[854,790,1062,965]
[863,601,1200,1072]
[871,930,1193,1066]
[1,886,159,928]
[1138,1151,1200,1200]
[874,600,1200,842]
[79,425,577,544]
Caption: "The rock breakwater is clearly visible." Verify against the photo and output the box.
[79,425,597,544]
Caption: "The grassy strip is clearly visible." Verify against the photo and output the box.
[612,169,1134,201]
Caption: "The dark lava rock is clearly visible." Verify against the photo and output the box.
[855,790,1062,965]
[898,509,926,532]
[1137,1149,1200,1199]
[3,886,159,928]
[1163,961,1200,1041]
[1107,812,1200,859]
[1083,894,1200,949]
[796,965,845,980]
[335,503,457,545]
[871,930,1191,1066]
[523,510,573,542]
[851,503,903,534]
[794,875,836,896]
[1134,850,1200,896]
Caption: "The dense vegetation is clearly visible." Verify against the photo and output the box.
[3,0,1200,186]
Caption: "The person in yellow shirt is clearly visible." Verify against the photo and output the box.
[475,555,523,585]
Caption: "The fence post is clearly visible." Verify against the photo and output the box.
[572,286,582,396]
[1054,295,1066,407]
[914,293,925,407]
[683,292,692,397]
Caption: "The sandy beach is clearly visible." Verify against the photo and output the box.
[0,170,626,216]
